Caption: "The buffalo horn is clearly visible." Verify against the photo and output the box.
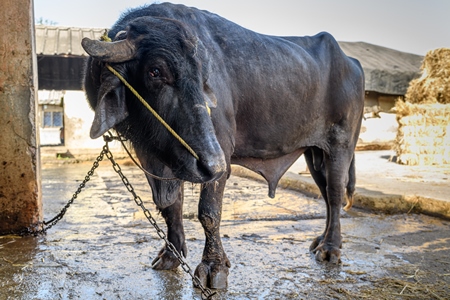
[81,37,136,63]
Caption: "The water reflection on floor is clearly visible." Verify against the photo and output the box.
[0,163,449,299]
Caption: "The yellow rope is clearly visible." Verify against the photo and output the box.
[105,64,199,160]
[100,30,112,42]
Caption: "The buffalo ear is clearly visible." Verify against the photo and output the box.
[203,82,217,108]
[90,85,128,139]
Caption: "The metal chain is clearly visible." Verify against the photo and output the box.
[19,147,107,236]
[103,139,216,300]
[23,133,216,299]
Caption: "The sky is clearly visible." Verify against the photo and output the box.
[34,0,450,56]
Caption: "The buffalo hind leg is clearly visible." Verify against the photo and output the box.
[304,148,329,251]
[151,185,187,270]
[194,175,230,289]
[312,149,353,264]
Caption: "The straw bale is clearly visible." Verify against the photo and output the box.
[395,101,450,165]
[405,48,450,104]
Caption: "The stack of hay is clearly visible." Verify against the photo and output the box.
[395,48,450,165]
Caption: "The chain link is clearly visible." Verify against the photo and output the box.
[22,134,216,299]
[103,140,216,300]
[19,147,107,236]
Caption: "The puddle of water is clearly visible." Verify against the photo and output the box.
[1,164,449,299]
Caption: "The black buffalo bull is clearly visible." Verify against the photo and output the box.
[82,3,364,289]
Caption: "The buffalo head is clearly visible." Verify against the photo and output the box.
[82,17,226,184]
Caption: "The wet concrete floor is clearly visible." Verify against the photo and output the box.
[1,161,449,299]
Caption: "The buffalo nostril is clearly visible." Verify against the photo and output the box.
[198,155,227,181]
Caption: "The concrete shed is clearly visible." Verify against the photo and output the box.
[339,42,423,112]
[35,25,123,157]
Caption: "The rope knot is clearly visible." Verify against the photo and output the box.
[100,29,112,42]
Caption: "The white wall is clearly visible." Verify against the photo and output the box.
[63,91,123,154]
[358,112,398,147]
[39,127,61,145]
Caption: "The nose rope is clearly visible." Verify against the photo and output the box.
[104,63,199,161]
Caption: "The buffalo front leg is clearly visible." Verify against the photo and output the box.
[151,184,187,270]
[194,176,230,289]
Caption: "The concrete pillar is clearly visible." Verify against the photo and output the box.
[0,0,42,234]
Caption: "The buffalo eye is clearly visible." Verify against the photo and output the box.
[149,68,161,78]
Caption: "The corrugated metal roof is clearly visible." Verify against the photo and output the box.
[339,41,423,95]
[38,90,65,105]
[35,25,105,56]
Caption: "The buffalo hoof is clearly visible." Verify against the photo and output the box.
[310,235,342,252]
[312,243,341,264]
[309,235,324,252]
[151,245,185,270]
[194,261,230,289]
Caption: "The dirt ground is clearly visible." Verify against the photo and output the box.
[1,161,449,299]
